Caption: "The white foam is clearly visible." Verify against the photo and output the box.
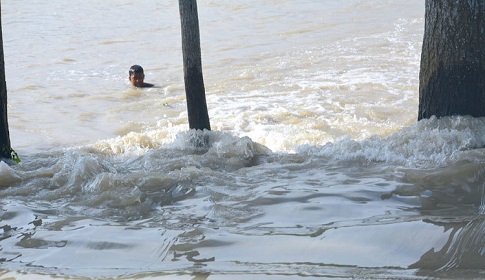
[0,161,22,188]
[298,116,485,168]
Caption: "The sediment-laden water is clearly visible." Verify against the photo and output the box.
[1,1,484,279]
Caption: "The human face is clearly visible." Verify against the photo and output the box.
[130,72,145,87]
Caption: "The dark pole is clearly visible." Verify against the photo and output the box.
[418,0,485,120]
[0,1,12,160]
[178,0,211,131]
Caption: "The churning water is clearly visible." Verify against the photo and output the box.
[1,0,484,279]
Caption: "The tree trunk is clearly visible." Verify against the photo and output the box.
[178,0,211,131]
[0,2,12,159]
[418,0,485,120]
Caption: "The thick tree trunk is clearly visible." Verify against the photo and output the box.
[0,2,12,159]
[178,0,211,131]
[418,0,485,120]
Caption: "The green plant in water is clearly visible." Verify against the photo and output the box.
[11,149,20,163]
[0,145,20,163]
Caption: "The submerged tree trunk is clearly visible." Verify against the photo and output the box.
[418,0,485,120]
[178,0,211,131]
[0,2,12,159]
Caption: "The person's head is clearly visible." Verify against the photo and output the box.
[129,65,145,87]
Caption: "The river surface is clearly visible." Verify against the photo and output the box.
[1,1,484,279]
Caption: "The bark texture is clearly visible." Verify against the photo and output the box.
[418,0,485,120]
[179,0,211,130]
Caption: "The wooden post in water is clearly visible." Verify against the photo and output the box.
[418,0,485,120]
[0,2,12,160]
[178,0,211,131]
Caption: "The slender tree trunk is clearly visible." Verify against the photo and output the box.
[0,2,12,159]
[418,0,485,120]
[178,0,211,130]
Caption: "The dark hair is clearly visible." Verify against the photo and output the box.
[129,65,144,76]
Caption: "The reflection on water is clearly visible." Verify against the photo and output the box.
[0,117,485,279]
[1,127,484,279]
[1,0,484,278]
[411,216,485,277]
[402,161,485,277]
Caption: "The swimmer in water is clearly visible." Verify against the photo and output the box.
[129,65,154,88]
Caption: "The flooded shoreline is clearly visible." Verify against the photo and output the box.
[2,1,484,279]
